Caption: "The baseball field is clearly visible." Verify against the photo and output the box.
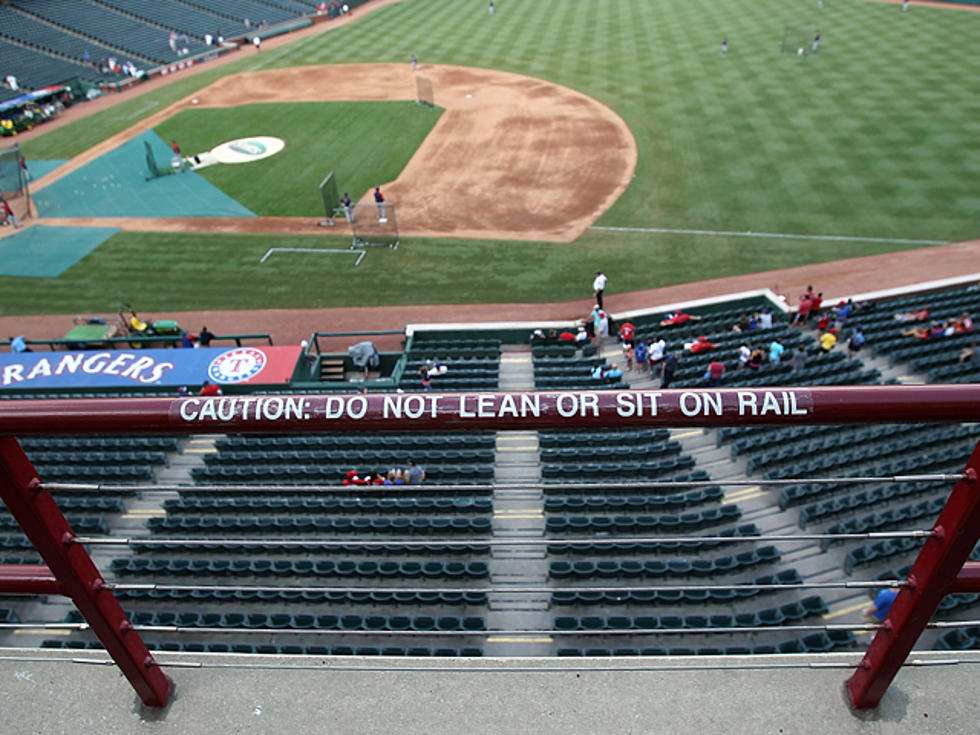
[4,0,980,317]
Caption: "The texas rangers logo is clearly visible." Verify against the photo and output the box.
[208,348,267,384]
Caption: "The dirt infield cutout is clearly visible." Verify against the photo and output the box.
[31,64,637,243]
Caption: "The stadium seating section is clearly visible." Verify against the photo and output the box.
[3,285,980,658]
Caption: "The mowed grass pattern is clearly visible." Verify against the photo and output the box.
[8,0,980,314]
[154,102,442,215]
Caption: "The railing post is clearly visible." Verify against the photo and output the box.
[0,436,172,708]
[847,438,980,710]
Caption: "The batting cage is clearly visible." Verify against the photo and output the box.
[143,140,185,180]
[350,202,399,249]
[0,142,31,222]
[317,170,342,227]
[416,75,435,108]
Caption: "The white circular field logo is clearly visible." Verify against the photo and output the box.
[210,136,285,164]
[208,348,268,383]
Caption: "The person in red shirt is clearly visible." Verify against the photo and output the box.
[660,310,702,327]
[793,295,812,327]
[705,360,726,387]
[618,320,635,346]
[199,380,222,396]
[688,336,717,354]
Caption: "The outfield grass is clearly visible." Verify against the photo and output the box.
[153,102,442,215]
[0,229,929,316]
[10,0,980,316]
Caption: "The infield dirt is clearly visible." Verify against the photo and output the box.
[30,63,637,243]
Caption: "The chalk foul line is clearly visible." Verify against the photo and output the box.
[588,225,946,246]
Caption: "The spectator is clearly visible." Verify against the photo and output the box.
[893,307,930,323]
[660,310,701,327]
[863,588,899,623]
[590,363,604,380]
[769,338,784,364]
[834,299,854,327]
[955,313,973,333]
[810,292,824,316]
[959,341,980,364]
[404,460,425,484]
[558,328,576,342]
[604,363,623,380]
[198,326,216,347]
[594,309,610,339]
[618,319,635,346]
[633,339,648,371]
[819,329,837,353]
[179,331,195,349]
[574,326,589,345]
[385,469,405,485]
[688,335,717,354]
[737,342,751,369]
[816,312,831,332]
[790,344,807,372]
[759,307,773,330]
[704,360,726,387]
[426,361,448,378]
[661,352,678,389]
[792,291,813,327]
[622,341,634,370]
[9,335,30,353]
[747,344,766,369]
[199,380,222,396]
[648,337,666,370]
[419,366,431,391]
[847,325,866,356]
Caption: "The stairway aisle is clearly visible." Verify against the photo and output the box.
[484,345,553,656]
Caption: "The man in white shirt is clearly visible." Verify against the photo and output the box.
[593,271,607,309]
[759,308,773,329]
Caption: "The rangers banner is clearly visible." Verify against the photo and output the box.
[0,346,302,389]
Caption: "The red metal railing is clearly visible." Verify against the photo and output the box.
[0,385,978,710]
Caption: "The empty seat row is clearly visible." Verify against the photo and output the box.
[113,588,489,606]
[843,537,924,574]
[206,448,495,466]
[542,469,711,495]
[549,545,780,579]
[551,570,803,606]
[130,539,491,555]
[547,523,760,555]
[111,557,490,579]
[165,496,493,515]
[798,481,946,528]
[545,505,741,534]
[146,515,492,534]
[544,486,722,513]
[27,450,167,467]
[541,441,680,464]
[32,465,154,483]
[18,436,180,453]
[553,597,828,631]
[36,496,124,513]
[539,428,672,449]
[542,456,697,481]
[555,631,853,657]
[824,496,947,543]
[128,610,488,632]
[0,514,107,534]
[936,627,980,651]
[42,640,484,657]
[215,433,495,451]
